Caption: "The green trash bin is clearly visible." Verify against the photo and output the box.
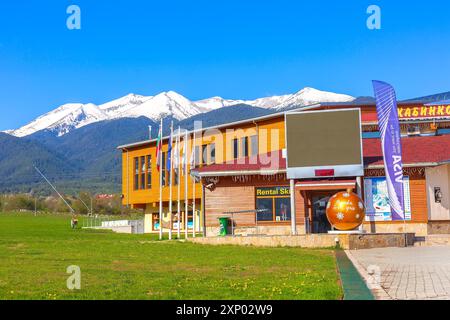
[218,217,229,236]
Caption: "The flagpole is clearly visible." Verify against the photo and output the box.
[158,119,163,240]
[177,126,181,239]
[168,121,174,240]
[184,129,189,239]
[192,130,196,238]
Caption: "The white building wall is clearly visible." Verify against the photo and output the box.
[426,164,450,221]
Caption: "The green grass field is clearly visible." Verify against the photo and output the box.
[0,213,342,300]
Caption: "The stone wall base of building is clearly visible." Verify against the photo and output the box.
[362,223,428,237]
[191,233,415,250]
[427,221,450,235]
[205,225,307,237]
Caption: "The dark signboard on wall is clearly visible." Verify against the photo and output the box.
[285,109,364,179]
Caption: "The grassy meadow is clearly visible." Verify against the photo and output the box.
[0,212,342,300]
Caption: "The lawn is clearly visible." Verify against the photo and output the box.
[0,212,342,300]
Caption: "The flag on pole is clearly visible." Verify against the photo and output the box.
[181,130,187,174]
[173,129,180,169]
[156,122,163,171]
[372,80,405,221]
[167,124,173,173]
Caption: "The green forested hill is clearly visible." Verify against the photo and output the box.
[0,105,273,194]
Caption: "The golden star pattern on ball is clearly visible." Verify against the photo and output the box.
[326,191,366,231]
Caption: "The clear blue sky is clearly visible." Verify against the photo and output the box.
[1,0,450,130]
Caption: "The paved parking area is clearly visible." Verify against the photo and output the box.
[347,247,450,300]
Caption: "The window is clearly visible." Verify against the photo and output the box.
[241,136,249,158]
[256,198,274,221]
[210,143,216,164]
[133,157,139,190]
[232,138,239,159]
[255,187,291,222]
[250,135,258,157]
[146,155,152,189]
[162,152,167,186]
[140,156,146,190]
[202,144,208,165]
[194,146,200,167]
[174,168,179,185]
[275,198,291,222]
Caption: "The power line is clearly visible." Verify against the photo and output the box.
[33,165,75,213]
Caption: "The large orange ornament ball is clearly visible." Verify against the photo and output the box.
[326,191,365,231]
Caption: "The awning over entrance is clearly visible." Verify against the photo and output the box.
[296,179,356,191]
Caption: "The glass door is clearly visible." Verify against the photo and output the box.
[311,195,332,234]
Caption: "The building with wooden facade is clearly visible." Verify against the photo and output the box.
[118,100,450,237]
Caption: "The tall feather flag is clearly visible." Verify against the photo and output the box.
[372,80,405,221]
[155,122,163,172]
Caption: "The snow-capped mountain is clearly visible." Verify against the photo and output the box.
[115,91,203,120]
[99,93,152,117]
[5,87,355,137]
[273,87,355,110]
[194,87,354,110]
[9,103,108,137]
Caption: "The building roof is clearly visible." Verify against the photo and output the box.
[363,134,450,168]
[116,104,320,150]
[426,100,450,106]
[193,135,450,177]
[117,100,440,151]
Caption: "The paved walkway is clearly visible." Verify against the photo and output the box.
[347,247,450,300]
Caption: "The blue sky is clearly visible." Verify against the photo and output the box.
[1,0,450,130]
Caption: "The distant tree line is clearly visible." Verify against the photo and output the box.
[0,192,140,216]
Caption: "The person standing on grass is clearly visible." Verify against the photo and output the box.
[71,215,78,229]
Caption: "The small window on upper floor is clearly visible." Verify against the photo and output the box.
[232,138,239,160]
[250,135,258,157]
[241,136,249,158]
[210,143,216,164]
[202,144,208,165]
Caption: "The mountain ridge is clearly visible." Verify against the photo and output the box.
[4,87,355,138]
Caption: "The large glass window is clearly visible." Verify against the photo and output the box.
[162,152,167,186]
[146,155,152,189]
[275,198,291,222]
[256,198,274,221]
[134,157,139,190]
[140,156,146,190]
[255,187,291,222]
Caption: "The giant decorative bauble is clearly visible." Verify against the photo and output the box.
[326,191,365,231]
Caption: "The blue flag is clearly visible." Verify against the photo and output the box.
[372,81,405,221]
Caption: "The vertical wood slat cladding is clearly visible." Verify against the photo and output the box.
[295,188,307,224]
[205,186,255,227]
[410,178,428,223]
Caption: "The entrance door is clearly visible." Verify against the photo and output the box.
[311,195,332,234]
